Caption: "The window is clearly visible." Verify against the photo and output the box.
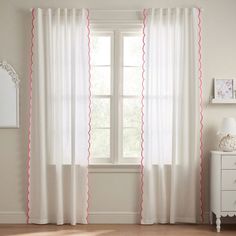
[90,29,142,164]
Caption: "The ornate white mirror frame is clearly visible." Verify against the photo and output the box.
[0,61,20,128]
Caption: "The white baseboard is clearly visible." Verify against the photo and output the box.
[0,211,139,224]
[0,211,26,224]
[2,210,234,225]
[89,211,140,224]
[89,211,211,225]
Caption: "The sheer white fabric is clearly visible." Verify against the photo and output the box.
[30,8,89,225]
[142,8,200,224]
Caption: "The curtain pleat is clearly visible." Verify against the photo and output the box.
[142,8,200,224]
[30,8,89,225]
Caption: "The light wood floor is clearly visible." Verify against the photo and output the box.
[0,224,236,236]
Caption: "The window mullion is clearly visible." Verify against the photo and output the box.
[110,31,116,164]
[112,30,121,164]
[117,31,123,164]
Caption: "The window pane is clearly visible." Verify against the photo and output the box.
[91,129,110,157]
[123,128,141,158]
[123,67,142,95]
[91,66,111,95]
[123,36,142,66]
[91,98,110,128]
[91,36,111,66]
[123,98,141,127]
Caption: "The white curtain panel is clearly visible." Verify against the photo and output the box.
[29,8,90,225]
[142,8,201,224]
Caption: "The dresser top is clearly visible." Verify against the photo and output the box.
[211,150,236,154]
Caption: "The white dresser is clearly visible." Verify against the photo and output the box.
[210,151,236,232]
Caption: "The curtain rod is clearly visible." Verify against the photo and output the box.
[29,8,204,12]
[89,8,204,11]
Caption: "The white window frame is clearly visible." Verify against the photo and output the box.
[90,22,142,165]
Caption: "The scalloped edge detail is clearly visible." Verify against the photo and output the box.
[0,61,20,87]
[221,212,236,217]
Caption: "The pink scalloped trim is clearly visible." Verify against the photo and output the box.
[27,8,35,224]
[140,8,147,223]
[86,8,91,224]
[197,8,204,223]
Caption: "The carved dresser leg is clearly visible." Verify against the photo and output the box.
[216,216,221,233]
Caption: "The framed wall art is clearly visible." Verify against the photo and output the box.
[0,61,20,128]
[214,78,234,100]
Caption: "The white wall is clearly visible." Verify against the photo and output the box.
[0,0,236,224]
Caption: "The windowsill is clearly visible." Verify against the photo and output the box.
[89,163,140,173]
[48,163,172,173]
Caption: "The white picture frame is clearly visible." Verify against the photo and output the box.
[214,78,234,100]
[0,61,20,128]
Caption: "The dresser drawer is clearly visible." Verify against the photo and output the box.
[222,170,236,190]
[221,191,236,211]
[222,156,236,169]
